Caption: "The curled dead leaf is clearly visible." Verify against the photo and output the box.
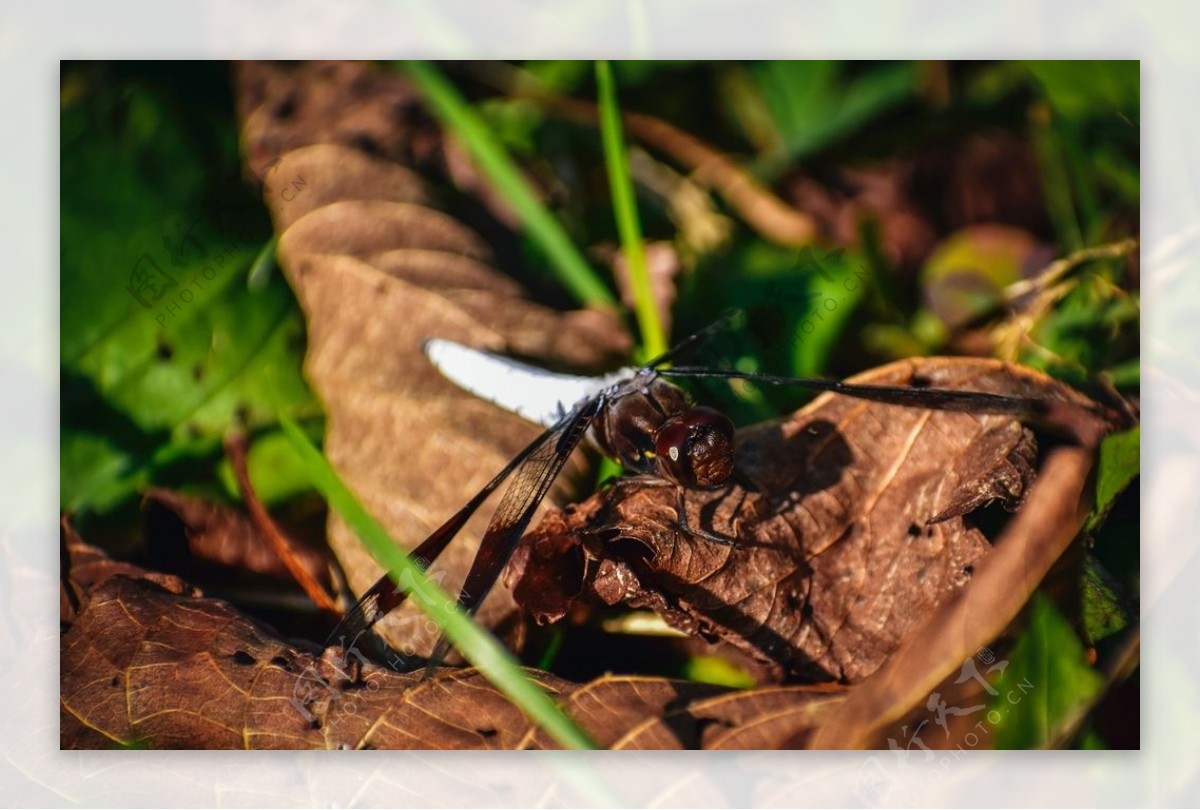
[234,62,630,658]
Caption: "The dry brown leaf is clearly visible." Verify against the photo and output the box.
[233,61,630,658]
[807,442,1103,749]
[60,514,194,626]
[235,61,441,181]
[214,63,1118,751]
[510,357,1102,684]
[60,535,840,750]
[141,488,331,588]
[611,683,847,750]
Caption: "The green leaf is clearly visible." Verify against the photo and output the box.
[1093,426,1140,519]
[1080,555,1133,645]
[752,61,917,164]
[679,242,871,425]
[476,98,545,156]
[1029,106,1084,249]
[246,236,277,291]
[1025,277,1140,383]
[1022,61,1139,123]
[787,246,869,377]
[990,595,1106,748]
[60,75,317,515]
[522,60,591,93]
[1103,358,1140,388]
[216,426,325,505]
[920,225,1036,330]
[1022,62,1138,248]
[279,418,598,751]
[1078,427,1139,645]
[681,655,755,689]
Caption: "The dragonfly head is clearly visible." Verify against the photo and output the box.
[654,406,735,489]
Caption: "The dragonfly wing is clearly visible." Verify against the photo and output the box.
[660,367,1052,419]
[424,338,629,428]
[326,412,572,650]
[425,393,603,671]
[643,307,743,369]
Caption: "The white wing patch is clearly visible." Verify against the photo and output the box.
[424,339,634,428]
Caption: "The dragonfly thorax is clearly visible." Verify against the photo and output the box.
[594,375,735,489]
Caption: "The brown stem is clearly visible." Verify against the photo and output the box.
[225,432,340,614]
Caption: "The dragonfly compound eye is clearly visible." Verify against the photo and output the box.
[655,406,735,488]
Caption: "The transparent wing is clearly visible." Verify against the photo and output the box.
[644,307,743,369]
[424,394,603,671]
[326,405,586,651]
[658,367,1053,419]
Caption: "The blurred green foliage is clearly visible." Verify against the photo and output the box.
[61,63,321,522]
[989,595,1107,748]
[750,60,918,169]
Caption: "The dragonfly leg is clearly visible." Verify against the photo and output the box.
[605,475,738,547]
[673,486,737,547]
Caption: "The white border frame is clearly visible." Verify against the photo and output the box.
[12,1,1194,806]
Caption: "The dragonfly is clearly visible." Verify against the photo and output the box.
[327,312,1055,668]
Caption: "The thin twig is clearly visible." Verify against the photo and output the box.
[225,432,340,614]
[1003,237,1138,302]
[994,237,1138,360]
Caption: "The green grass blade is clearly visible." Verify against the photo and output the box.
[595,60,667,359]
[280,417,598,750]
[247,236,277,291]
[400,60,616,310]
